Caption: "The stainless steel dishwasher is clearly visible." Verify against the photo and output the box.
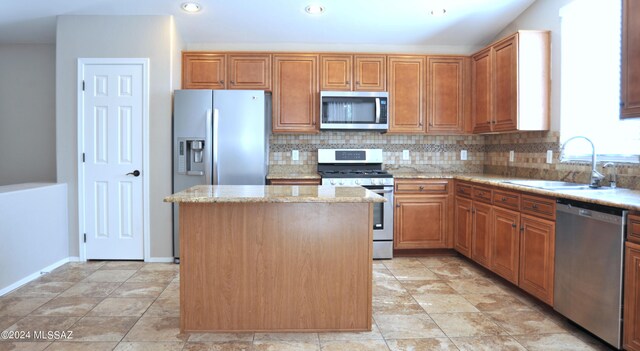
[555,198,626,349]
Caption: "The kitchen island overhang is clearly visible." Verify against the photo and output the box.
[164,185,385,333]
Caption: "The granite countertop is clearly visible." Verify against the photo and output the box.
[266,165,320,180]
[164,185,385,203]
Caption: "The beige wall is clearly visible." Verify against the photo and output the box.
[56,15,176,258]
[0,44,56,185]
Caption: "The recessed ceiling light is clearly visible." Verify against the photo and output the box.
[305,4,325,15]
[181,2,201,13]
[430,8,447,16]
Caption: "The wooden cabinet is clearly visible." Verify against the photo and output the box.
[625,241,640,350]
[320,55,386,91]
[427,56,470,134]
[471,201,492,268]
[471,31,550,133]
[394,179,452,249]
[267,178,321,185]
[228,54,271,90]
[491,207,520,284]
[182,53,271,90]
[519,214,555,305]
[454,196,473,257]
[622,0,640,118]
[183,53,226,89]
[388,56,426,134]
[272,54,319,133]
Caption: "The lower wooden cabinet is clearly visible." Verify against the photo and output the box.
[471,202,492,268]
[454,196,473,257]
[625,241,640,350]
[519,214,555,305]
[491,207,520,284]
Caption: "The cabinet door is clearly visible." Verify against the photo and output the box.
[394,195,448,249]
[625,242,640,350]
[472,49,492,133]
[491,207,520,284]
[320,55,352,91]
[622,0,640,118]
[182,53,226,89]
[354,55,386,91]
[272,55,319,133]
[454,196,473,257]
[519,214,555,305]
[387,56,426,133]
[492,35,518,132]
[228,54,271,90]
[472,202,492,268]
[427,56,467,134]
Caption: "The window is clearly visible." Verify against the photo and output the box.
[560,0,640,163]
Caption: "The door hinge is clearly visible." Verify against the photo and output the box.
[83,233,87,243]
[82,153,85,163]
[82,80,85,91]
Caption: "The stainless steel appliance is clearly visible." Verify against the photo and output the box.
[317,149,393,259]
[320,91,388,131]
[172,89,269,261]
[554,199,626,349]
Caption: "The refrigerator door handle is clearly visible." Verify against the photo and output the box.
[205,109,213,185]
[212,108,220,185]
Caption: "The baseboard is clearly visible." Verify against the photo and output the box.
[0,257,74,296]
[145,257,175,263]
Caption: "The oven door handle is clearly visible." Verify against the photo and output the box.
[371,189,393,194]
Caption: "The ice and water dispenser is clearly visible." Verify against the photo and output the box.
[176,138,205,176]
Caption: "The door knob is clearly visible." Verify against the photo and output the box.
[126,170,141,177]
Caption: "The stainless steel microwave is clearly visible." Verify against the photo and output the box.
[320,91,389,131]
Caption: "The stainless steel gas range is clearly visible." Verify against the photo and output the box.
[317,149,393,259]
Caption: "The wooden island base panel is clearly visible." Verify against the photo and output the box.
[165,185,384,333]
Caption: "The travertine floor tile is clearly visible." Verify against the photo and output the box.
[188,333,253,343]
[138,264,179,272]
[253,340,320,350]
[320,339,390,351]
[389,268,439,281]
[3,316,79,338]
[43,341,118,351]
[182,341,253,351]
[462,294,533,313]
[429,265,485,280]
[514,333,605,351]
[446,279,506,295]
[0,297,52,317]
[100,261,145,270]
[382,258,425,270]
[59,282,121,298]
[31,297,101,316]
[417,256,467,268]
[71,316,139,341]
[143,297,179,317]
[254,332,319,342]
[374,313,446,339]
[373,279,408,297]
[450,335,526,351]
[126,271,176,284]
[39,270,94,283]
[0,316,21,331]
[430,313,505,338]
[113,341,185,351]
[123,316,188,342]
[109,282,167,298]
[372,294,425,315]
[6,281,75,298]
[400,280,457,295]
[386,338,458,351]
[63,261,106,271]
[0,342,51,350]
[412,294,480,313]
[87,297,154,317]
[82,270,137,283]
[318,323,383,341]
[372,269,397,281]
[486,310,568,336]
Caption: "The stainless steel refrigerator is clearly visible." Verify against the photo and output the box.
[172,90,269,260]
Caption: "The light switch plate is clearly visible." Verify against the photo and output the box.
[461,150,468,161]
[402,150,410,160]
[546,150,553,164]
[509,150,515,162]
[292,150,299,161]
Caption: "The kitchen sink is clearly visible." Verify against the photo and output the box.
[502,180,614,191]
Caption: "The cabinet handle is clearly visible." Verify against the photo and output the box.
[312,120,316,126]
[501,197,507,202]
[219,80,224,84]
[396,204,400,208]
[231,80,235,85]
[532,204,538,209]
[419,121,423,127]
[520,227,524,231]
[492,120,496,124]
[487,121,491,124]
[346,80,350,84]
[512,223,517,228]
[429,122,433,127]
[419,186,424,191]
[356,81,360,85]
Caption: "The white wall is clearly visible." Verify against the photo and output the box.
[56,16,176,259]
[0,183,68,295]
[0,44,56,185]
[493,0,575,132]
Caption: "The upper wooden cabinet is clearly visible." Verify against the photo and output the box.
[622,0,640,118]
[272,54,319,133]
[227,54,271,90]
[183,53,226,89]
[182,53,271,90]
[427,56,471,134]
[388,56,426,134]
[320,55,386,91]
[471,31,550,133]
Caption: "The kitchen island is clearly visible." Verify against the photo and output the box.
[164,185,384,333]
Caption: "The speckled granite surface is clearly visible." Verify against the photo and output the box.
[164,185,385,203]
[266,165,320,180]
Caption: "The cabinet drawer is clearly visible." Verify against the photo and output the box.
[493,190,520,210]
[472,186,493,204]
[395,180,449,194]
[629,214,640,244]
[455,182,472,198]
[521,194,555,220]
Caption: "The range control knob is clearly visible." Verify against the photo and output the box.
[355,179,361,185]
[338,180,345,186]
[330,179,336,185]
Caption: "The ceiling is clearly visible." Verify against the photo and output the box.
[0,0,536,48]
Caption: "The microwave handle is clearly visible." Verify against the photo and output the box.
[375,98,381,124]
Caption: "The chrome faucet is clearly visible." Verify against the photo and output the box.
[603,162,617,188]
[559,136,605,188]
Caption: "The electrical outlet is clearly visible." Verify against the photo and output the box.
[292,150,299,161]
[509,150,515,162]
[402,150,410,160]
[460,150,468,161]
[546,150,553,164]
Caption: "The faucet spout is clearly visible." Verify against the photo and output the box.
[560,136,604,188]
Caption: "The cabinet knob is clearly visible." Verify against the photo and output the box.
[492,120,496,124]
[532,204,538,209]
[231,80,235,84]
[396,204,400,208]
[512,223,517,228]
[487,121,491,124]
[419,186,424,191]
[520,227,525,231]
[501,197,507,202]
[356,81,360,85]
[346,80,350,85]
[429,122,433,127]
[219,80,224,84]
[419,122,423,127]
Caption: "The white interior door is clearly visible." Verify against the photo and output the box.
[81,62,144,260]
